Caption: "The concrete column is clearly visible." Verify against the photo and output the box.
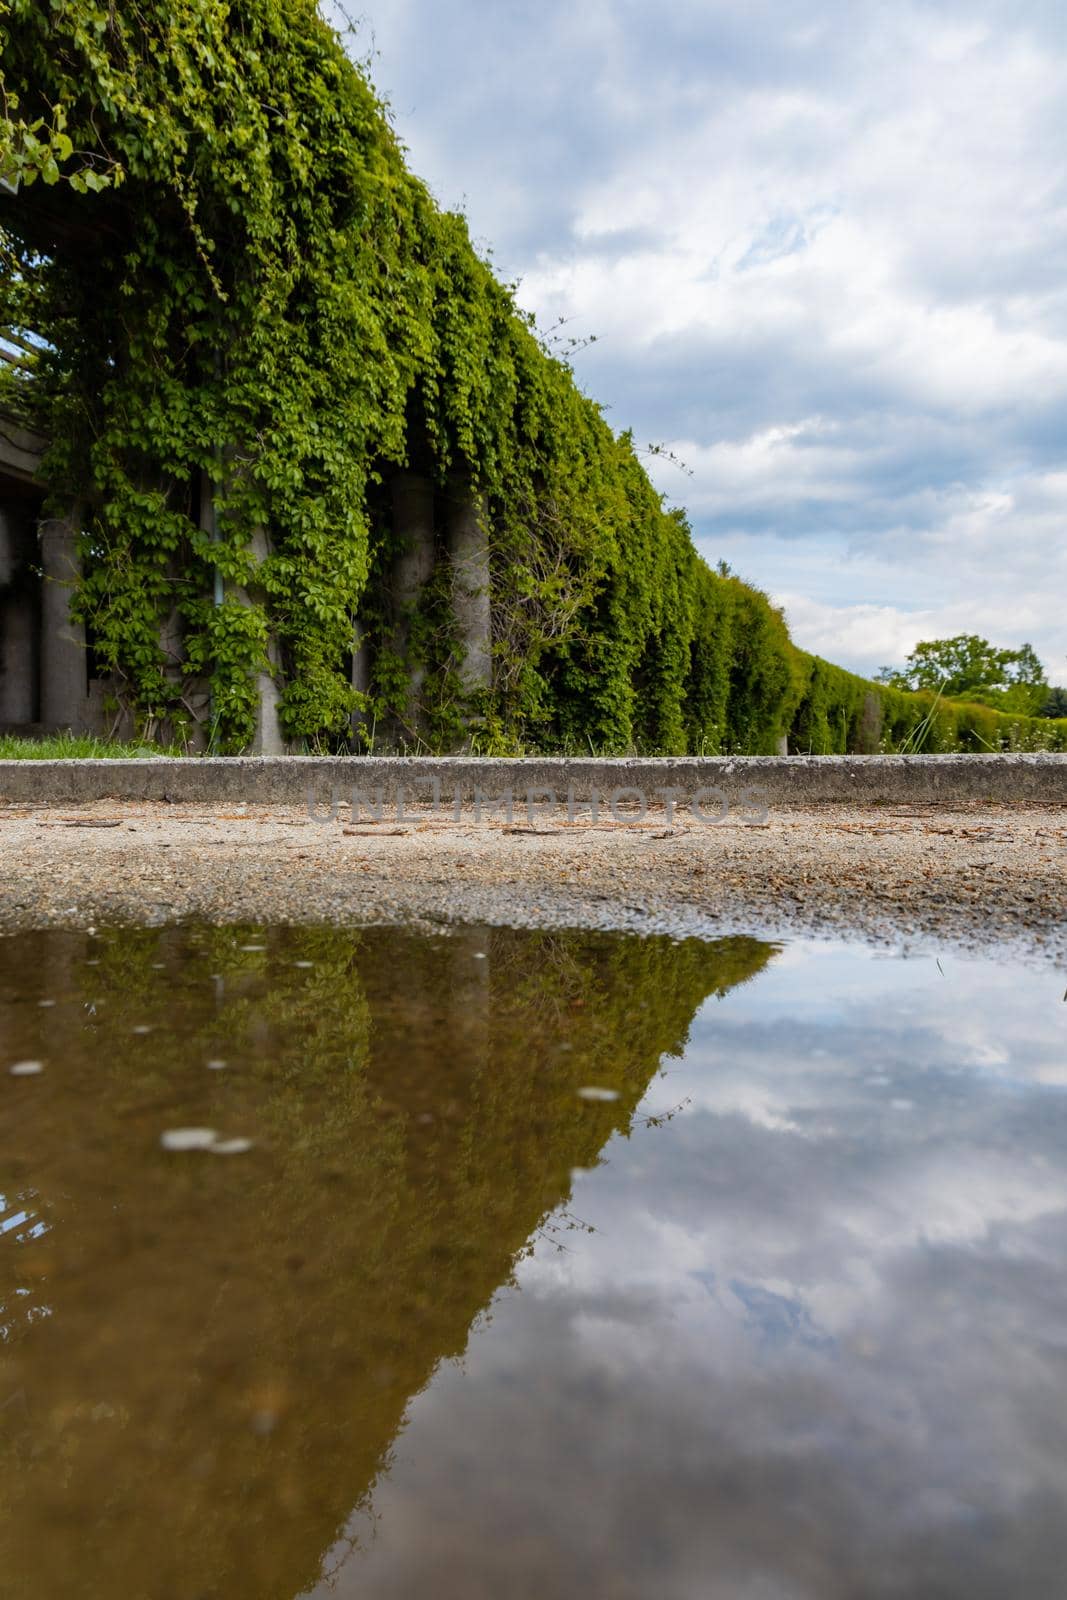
[0,503,16,589]
[156,583,201,748]
[0,586,37,724]
[391,472,436,724]
[857,692,883,755]
[0,505,38,725]
[252,652,283,754]
[203,468,285,756]
[350,618,371,741]
[158,558,185,695]
[39,504,91,732]
[199,468,225,610]
[232,524,285,757]
[446,482,491,694]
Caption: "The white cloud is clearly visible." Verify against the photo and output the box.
[353,0,1067,679]
[774,597,929,677]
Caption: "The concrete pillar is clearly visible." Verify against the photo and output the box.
[0,503,16,589]
[199,468,225,610]
[391,472,436,726]
[0,586,37,724]
[234,525,285,756]
[446,482,491,694]
[253,652,284,754]
[0,504,38,725]
[39,504,91,732]
[154,524,211,749]
[158,554,185,732]
[202,468,285,756]
[350,618,371,741]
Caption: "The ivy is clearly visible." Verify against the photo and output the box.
[1,1,1064,756]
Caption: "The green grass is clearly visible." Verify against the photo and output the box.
[0,733,184,760]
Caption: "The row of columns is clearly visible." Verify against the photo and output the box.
[0,464,491,749]
[211,466,492,753]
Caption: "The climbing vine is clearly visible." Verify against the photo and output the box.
[1,1,1065,754]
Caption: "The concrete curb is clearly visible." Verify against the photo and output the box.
[0,753,1064,807]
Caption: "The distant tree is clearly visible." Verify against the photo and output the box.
[876,634,1049,716]
[1040,685,1067,719]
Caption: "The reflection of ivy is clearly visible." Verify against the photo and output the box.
[3,2,1063,754]
[0,922,775,1599]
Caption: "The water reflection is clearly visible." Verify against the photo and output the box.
[316,941,1067,1600]
[0,925,772,1599]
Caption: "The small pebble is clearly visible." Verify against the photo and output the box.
[9,1060,44,1077]
[206,1059,227,1071]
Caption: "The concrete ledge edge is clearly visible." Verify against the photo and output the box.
[0,753,1064,806]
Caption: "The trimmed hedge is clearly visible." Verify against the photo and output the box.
[785,651,1067,755]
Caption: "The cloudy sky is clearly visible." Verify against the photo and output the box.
[339,0,1067,682]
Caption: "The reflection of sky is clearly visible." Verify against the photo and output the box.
[0,1191,50,1343]
[314,940,1067,1600]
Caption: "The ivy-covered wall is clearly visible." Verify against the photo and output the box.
[1,0,1064,755]
[786,652,1067,755]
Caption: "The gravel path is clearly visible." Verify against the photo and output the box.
[0,797,1063,961]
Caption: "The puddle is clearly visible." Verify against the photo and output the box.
[1,925,1065,1598]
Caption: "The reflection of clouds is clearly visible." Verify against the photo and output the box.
[730,1278,835,1352]
[316,940,1067,1599]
